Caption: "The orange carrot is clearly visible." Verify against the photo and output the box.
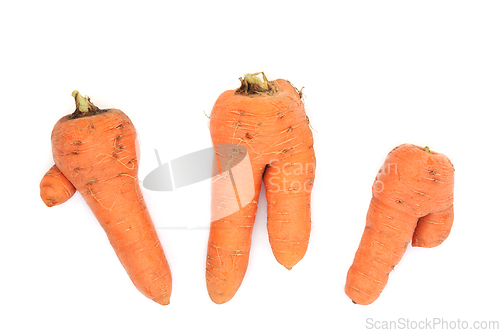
[206,73,315,304]
[412,204,454,248]
[345,144,454,305]
[40,164,76,207]
[46,91,172,305]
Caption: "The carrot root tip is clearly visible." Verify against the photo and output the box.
[152,295,170,306]
[43,199,56,207]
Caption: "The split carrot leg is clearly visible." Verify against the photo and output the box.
[263,147,315,270]
[412,205,454,248]
[345,197,419,305]
[206,160,266,304]
[40,164,76,207]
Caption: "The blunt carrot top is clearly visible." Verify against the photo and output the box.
[41,91,172,305]
[206,72,316,304]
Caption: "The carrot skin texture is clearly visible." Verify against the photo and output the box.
[40,164,76,207]
[51,109,172,305]
[345,144,454,305]
[207,78,315,304]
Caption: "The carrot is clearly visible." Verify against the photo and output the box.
[46,91,172,305]
[40,164,76,207]
[412,204,454,248]
[345,143,454,305]
[206,73,315,304]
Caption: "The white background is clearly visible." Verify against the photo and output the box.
[1,1,499,332]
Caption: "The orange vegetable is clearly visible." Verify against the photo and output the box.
[44,91,172,305]
[206,73,316,304]
[345,144,454,305]
[40,164,76,207]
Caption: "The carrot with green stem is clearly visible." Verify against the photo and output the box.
[345,144,454,305]
[42,91,172,305]
[206,72,316,304]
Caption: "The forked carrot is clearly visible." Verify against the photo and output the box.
[42,91,172,305]
[206,73,316,304]
[345,144,454,305]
